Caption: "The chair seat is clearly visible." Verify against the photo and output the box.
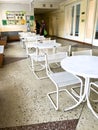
[49,71,80,88]
[29,53,45,62]
[72,49,92,56]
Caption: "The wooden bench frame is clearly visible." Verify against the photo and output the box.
[0,45,4,67]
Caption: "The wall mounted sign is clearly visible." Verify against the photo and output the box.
[26,15,34,32]
[4,11,26,25]
[2,20,7,25]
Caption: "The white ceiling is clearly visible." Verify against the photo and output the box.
[0,0,66,4]
[0,0,66,14]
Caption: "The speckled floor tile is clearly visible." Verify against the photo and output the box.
[0,119,78,130]
[0,61,82,127]
[0,41,98,129]
[76,103,98,130]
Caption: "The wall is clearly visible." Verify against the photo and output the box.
[34,1,59,9]
[79,0,87,41]
[46,9,65,37]
[0,3,34,32]
[44,0,96,45]
[1,0,96,45]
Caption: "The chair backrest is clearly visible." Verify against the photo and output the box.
[26,37,37,42]
[72,49,92,56]
[42,39,56,44]
[45,52,68,75]
[56,45,72,56]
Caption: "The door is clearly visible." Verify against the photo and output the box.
[65,2,81,40]
[92,0,98,46]
[85,0,96,44]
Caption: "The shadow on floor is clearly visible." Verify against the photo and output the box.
[4,56,27,65]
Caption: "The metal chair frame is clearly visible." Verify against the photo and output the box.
[45,53,83,111]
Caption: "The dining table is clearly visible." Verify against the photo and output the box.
[25,41,61,56]
[61,55,98,119]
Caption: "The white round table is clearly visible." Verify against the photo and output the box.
[26,42,61,56]
[61,55,98,119]
[30,42,61,49]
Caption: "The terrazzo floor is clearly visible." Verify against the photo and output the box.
[0,119,78,130]
[0,40,98,130]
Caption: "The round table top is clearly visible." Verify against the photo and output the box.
[61,55,98,78]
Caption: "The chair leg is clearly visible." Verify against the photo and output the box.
[90,83,98,103]
[64,89,86,112]
[71,86,86,102]
[47,88,82,111]
[71,86,81,98]
[47,90,59,110]
[30,60,48,80]
[64,100,82,112]
[32,69,48,80]
[87,98,98,119]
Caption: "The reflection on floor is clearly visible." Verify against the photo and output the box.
[0,40,98,130]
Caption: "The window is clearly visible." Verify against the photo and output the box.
[70,4,80,36]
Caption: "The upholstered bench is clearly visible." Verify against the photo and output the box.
[0,45,4,67]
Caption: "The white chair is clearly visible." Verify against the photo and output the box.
[71,49,92,99]
[18,32,26,48]
[29,51,68,80]
[26,36,38,42]
[29,49,46,80]
[45,53,83,110]
[52,45,72,68]
[72,49,92,56]
[90,81,98,102]
[42,39,56,54]
[25,37,38,56]
[56,45,72,56]
[19,32,32,48]
[87,82,98,119]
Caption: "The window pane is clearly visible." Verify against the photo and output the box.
[70,6,74,35]
[95,17,98,39]
[75,4,80,36]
